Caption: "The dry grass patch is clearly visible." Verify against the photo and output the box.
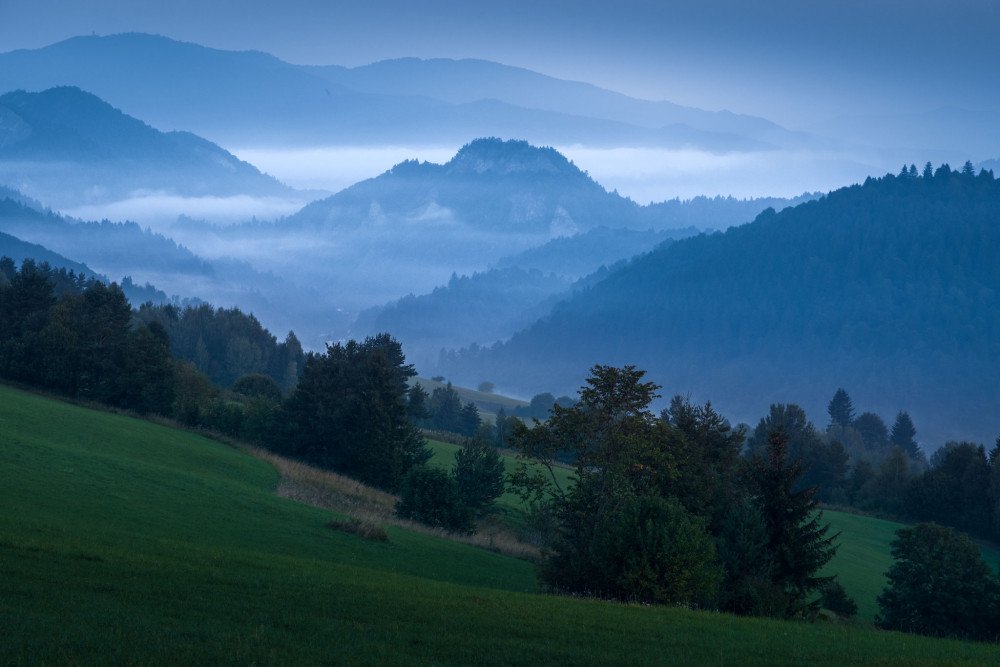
[326,517,390,542]
[249,448,540,561]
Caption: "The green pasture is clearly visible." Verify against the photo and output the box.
[3,383,999,664]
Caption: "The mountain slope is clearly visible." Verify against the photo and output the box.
[0,86,292,207]
[439,166,1000,446]
[308,57,794,143]
[0,33,788,152]
[0,195,342,342]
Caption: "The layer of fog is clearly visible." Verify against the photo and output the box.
[59,193,313,228]
[232,144,895,204]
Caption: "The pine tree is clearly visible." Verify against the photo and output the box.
[889,411,919,459]
[744,427,839,617]
[826,388,855,430]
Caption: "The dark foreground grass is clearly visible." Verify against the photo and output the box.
[3,384,999,664]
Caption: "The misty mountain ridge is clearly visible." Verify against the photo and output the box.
[0,86,294,207]
[1,134,809,351]
[288,139,632,236]
[0,33,797,154]
[0,193,340,341]
[437,165,1000,446]
[306,57,791,142]
[1,31,993,200]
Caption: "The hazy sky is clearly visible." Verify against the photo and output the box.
[1,0,998,128]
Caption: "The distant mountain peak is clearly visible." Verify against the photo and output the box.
[445,138,582,178]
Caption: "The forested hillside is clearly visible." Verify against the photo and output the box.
[439,164,1000,446]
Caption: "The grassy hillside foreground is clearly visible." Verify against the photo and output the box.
[2,384,999,664]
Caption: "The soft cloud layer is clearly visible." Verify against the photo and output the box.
[233,145,889,203]
[60,193,310,226]
[232,146,462,194]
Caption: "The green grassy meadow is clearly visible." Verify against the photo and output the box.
[3,383,1000,664]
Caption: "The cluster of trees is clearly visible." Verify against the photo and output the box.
[769,387,1000,544]
[277,334,430,492]
[507,365,839,617]
[135,302,305,391]
[0,258,175,414]
[395,440,506,533]
[0,255,494,508]
[0,257,299,438]
[406,381,483,438]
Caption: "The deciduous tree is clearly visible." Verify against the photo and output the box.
[877,522,1000,640]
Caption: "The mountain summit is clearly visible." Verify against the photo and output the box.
[445,139,583,178]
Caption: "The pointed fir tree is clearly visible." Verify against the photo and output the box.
[889,411,920,460]
[826,388,855,430]
[744,427,839,617]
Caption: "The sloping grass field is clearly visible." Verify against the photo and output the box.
[2,383,999,664]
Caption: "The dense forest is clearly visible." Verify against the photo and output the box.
[439,163,1000,445]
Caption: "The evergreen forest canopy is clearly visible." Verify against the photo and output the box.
[439,163,1000,446]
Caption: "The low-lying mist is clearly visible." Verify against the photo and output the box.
[231,144,898,204]
[60,193,312,229]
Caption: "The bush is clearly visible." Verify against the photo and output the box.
[820,580,858,618]
[454,441,505,513]
[876,522,1000,640]
[232,373,283,402]
[546,494,723,608]
[395,466,473,534]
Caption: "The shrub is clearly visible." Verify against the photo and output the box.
[395,466,473,534]
[326,517,389,542]
[232,373,283,402]
[820,580,858,618]
[454,441,505,513]
[547,494,723,608]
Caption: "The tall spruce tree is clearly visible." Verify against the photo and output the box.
[889,411,919,459]
[826,388,855,430]
[743,427,839,617]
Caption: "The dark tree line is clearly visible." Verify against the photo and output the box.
[774,386,1000,544]
[407,381,483,437]
[0,257,174,414]
[135,302,304,392]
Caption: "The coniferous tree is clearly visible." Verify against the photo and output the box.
[854,412,889,452]
[826,389,855,430]
[458,401,481,437]
[742,428,839,617]
[889,411,920,460]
